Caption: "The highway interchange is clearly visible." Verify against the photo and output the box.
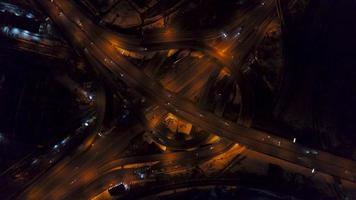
[2,0,356,199]
[37,0,356,180]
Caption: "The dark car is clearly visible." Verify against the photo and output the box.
[108,183,128,196]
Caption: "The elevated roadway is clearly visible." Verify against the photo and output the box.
[32,0,356,186]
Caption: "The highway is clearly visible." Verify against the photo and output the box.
[45,0,275,67]
[0,25,71,59]
[16,124,145,200]
[143,106,212,150]
[139,0,278,124]
[17,125,233,199]
[60,139,236,200]
[30,0,356,185]
[0,82,106,200]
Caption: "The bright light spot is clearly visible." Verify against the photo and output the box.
[293,138,296,143]
[77,20,82,26]
[26,13,35,19]
[312,168,315,173]
[123,183,129,190]
[84,122,89,127]
[61,137,69,144]
[2,26,9,32]
[32,36,40,42]
[70,179,77,185]
[221,32,227,38]
[12,28,20,35]
[32,159,38,165]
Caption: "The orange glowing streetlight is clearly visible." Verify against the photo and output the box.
[163,28,176,39]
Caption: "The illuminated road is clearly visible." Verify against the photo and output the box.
[17,126,232,199]
[66,139,235,199]
[0,25,70,59]
[28,0,356,186]
[0,83,106,200]
[45,0,275,68]
[17,125,145,200]
[143,107,212,150]
[5,1,350,199]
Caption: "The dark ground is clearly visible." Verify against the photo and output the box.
[277,0,356,158]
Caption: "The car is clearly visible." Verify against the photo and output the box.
[232,26,244,38]
[77,20,83,27]
[303,148,319,155]
[134,166,151,179]
[310,149,319,155]
[221,32,228,39]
